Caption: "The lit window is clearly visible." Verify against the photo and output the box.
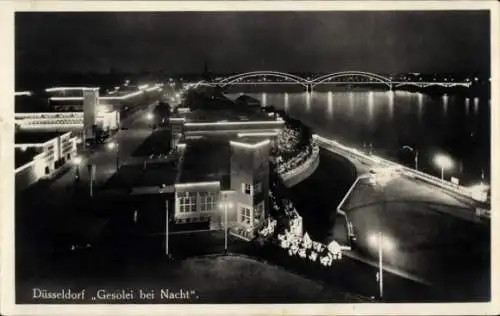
[240,207,252,225]
[178,192,197,213]
[242,183,253,195]
[199,192,217,212]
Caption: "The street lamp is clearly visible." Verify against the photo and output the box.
[368,232,395,300]
[107,142,120,171]
[146,113,153,121]
[219,200,233,255]
[434,154,453,181]
[73,156,82,181]
[370,170,397,301]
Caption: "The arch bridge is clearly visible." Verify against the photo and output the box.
[204,70,472,92]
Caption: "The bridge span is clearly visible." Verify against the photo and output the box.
[202,70,473,92]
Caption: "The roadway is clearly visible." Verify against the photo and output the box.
[288,143,490,301]
[15,100,159,284]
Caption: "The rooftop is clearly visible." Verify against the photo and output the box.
[179,139,231,188]
[233,136,273,145]
[134,162,178,188]
[15,131,66,145]
[15,147,42,168]
[103,162,178,190]
[182,106,271,123]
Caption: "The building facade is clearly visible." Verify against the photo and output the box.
[229,138,271,240]
[15,131,78,191]
[166,108,283,240]
[15,111,120,133]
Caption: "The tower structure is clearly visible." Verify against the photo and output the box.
[229,138,271,240]
[83,88,99,143]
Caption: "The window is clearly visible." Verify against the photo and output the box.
[199,192,217,212]
[178,192,197,213]
[242,183,252,195]
[239,206,252,225]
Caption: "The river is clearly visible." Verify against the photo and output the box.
[226,88,490,186]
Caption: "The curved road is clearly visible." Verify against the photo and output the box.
[287,146,490,301]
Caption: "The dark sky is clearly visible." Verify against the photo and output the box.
[15,11,490,75]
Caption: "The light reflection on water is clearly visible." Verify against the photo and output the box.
[306,92,311,112]
[388,91,394,120]
[442,94,449,114]
[327,91,333,117]
[417,92,424,121]
[226,90,490,184]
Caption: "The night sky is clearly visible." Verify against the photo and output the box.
[15,11,490,75]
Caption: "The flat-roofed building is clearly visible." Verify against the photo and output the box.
[15,84,162,135]
[115,97,285,241]
[168,107,284,145]
[16,88,121,136]
[15,131,78,191]
[171,136,276,240]
[174,139,231,230]
[15,109,120,134]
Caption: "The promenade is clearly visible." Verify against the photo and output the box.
[307,135,490,301]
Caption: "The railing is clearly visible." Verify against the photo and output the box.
[280,145,320,185]
[335,174,370,245]
[313,134,490,211]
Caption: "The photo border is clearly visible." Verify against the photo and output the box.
[1,1,498,315]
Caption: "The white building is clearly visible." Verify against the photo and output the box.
[15,109,120,133]
[15,131,78,191]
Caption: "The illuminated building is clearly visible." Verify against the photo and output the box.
[15,110,119,133]
[15,88,120,135]
[115,104,284,241]
[15,131,78,191]
[167,107,284,240]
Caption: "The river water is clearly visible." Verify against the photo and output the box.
[227,89,490,186]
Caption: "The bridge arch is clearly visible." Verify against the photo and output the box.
[311,71,392,88]
[217,71,308,87]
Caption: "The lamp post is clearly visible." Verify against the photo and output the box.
[434,154,453,182]
[73,156,82,181]
[368,231,395,300]
[370,172,396,301]
[107,142,120,171]
[219,200,233,255]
